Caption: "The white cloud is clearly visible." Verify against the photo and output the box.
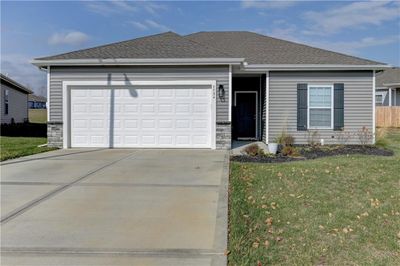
[1,54,46,96]
[129,19,170,31]
[242,0,297,9]
[85,0,166,16]
[48,31,90,46]
[304,1,400,35]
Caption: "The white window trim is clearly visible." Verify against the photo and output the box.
[62,80,217,149]
[234,90,258,139]
[307,85,334,130]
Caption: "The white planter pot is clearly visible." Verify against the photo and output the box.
[268,143,278,154]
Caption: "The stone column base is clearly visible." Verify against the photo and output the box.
[47,121,63,148]
[216,121,231,150]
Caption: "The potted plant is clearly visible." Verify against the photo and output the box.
[268,142,279,154]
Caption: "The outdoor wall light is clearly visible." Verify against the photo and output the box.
[218,84,225,100]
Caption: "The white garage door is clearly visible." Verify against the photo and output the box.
[70,85,214,148]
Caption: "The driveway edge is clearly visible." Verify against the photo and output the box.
[211,152,230,266]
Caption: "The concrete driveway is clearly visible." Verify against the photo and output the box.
[1,149,229,266]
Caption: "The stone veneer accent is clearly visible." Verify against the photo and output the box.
[47,121,63,148]
[216,121,231,150]
[47,121,231,149]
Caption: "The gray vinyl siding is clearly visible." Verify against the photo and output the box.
[49,66,229,122]
[0,83,29,124]
[268,71,374,144]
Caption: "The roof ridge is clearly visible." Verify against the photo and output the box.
[35,31,180,60]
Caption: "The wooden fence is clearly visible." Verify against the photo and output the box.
[376,107,400,128]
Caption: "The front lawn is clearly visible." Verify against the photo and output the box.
[0,137,56,161]
[229,129,400,265]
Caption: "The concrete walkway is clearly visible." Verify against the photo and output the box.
[1,149,229,266]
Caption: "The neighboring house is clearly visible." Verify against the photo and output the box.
[31,31,389,149]
[28,94,47,109]
[1,73,32,124]
[375,68,400,106]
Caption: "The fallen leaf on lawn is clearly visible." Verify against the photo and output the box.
[325,170,330,173]
[264,240,270,248]
[268,228,273,234]
[248,196,253,200]
[329,213,332,217]
[289,194,295,197]
[297,194,304,199]
[271,202,277,209]
[361,212,369,217]
[276,236,283,242]
[265,217,273,226]
[252,242,259,248]
[261,204,268,209]
[224,249,230,256]
[397,232,400,239]
[343,228,349,234]
[319,225,325,229]
[277,172,283,177]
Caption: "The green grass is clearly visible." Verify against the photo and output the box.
[229,129,400,265]
[0,137,56,161]
[28,109,47,124]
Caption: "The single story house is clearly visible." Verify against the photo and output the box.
[375,68,400,106]
[31,31,390,149]
[1,73,32,124]
[28,94,47,109]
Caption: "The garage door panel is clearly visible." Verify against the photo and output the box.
[70,86,213,148]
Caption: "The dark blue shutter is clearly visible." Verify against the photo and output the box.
[297,83,308,131]
[334,83,344,131]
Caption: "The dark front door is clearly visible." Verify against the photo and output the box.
[233,92,257,139]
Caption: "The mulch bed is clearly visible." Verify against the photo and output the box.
[231,145,393,163]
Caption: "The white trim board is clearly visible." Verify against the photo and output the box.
[265,71,269,143]
[62,80,217,149]
[234,91,258,139]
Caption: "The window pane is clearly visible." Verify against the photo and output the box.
[309,87,331,107]
[310,108,331,128]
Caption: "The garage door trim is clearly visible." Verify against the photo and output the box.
[62,80,217,149]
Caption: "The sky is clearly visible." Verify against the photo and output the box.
[1,0,400,96]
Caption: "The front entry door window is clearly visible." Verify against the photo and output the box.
[233,91,257,140]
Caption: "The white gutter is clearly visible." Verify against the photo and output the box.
[31,58,245,67]
[242,64,391,71]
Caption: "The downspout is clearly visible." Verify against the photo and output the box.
[372,70,376,144]
[266,71,270,144]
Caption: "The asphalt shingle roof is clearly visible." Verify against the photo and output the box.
[376,68,400,87]
[37,32,232,60]
[186,31,383,65]
[36,31,384,65]
[0,73,32,94]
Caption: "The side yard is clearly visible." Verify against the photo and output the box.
[0,137,56,161]
[28,109,47,124]
[229,130,400,265]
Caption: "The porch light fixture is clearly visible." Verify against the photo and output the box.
[218,84,225,100]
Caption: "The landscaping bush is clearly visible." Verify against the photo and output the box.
[281,145,300,157]
[1,122,47,137]
[242,143,264,156]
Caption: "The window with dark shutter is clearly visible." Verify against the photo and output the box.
[334,83,344,130]
[297,83,308,131]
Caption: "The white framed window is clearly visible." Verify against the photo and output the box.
[308,85,333,129]
[375,94,383,106]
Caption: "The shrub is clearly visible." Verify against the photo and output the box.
[242,144,264,156]
[274,131,295,146]
[375,128,389,148]
[336,129,352,145]
[1,122,47,137]
[281,146,300,157]
[357,126,373,145]
[306,130,320,146]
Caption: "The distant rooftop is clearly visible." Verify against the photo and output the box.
[1,73,32,94]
